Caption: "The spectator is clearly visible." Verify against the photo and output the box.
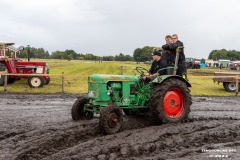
[162,34,186,77]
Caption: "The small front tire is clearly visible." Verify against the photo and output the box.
[99,106,123,134]
[28,76,45,88]
[71,97,89,120]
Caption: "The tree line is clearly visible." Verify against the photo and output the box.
[208,49,240,61]
[18,47,133,61]
[17,46,240,62]
[18,47,50,59]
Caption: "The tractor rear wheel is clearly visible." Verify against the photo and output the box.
[150,78,192,123]
[8,78,15,84]
[0,63,9,86]
[99,106,123,134]
[71,97,92,120]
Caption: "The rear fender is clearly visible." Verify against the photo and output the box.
[151,75,191,87]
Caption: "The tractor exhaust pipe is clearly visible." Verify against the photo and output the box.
[27,45,30,61]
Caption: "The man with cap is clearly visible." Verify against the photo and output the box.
[143,50,168,82]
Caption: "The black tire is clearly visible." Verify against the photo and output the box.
[71,97,90,120]
[223,82,239,92]
[7,78,15,84]
[27,76,45,88]
[44,77,50,85]
[236,66,240,71]
[150,78,192,123]
[99,106,123,134]
[0,63,9,86]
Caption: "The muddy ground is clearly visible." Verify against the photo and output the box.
[0,94,240,160]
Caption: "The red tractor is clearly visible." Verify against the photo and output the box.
[0,42,50,88]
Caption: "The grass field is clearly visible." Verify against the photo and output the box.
[0,59,237,96]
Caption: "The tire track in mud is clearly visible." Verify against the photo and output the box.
[0,115,155,160]
[43,120,240,160]
[0,120,100,160]
[5,117,239,160]
[1,94,240,159]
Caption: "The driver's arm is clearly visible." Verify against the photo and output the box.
[151,73,160,77]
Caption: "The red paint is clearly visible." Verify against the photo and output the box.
[163,87,184,118]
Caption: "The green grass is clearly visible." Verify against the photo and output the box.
[0,59,237,96]
[187,68,237,96]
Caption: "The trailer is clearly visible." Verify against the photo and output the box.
[213,72,240,92]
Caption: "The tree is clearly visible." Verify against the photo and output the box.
[133,46,155,62]
[133,48,142,62]
[208,49,240,60]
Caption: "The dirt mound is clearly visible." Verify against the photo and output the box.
[0,94,240,159]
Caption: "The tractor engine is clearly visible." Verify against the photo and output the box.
[87,74,138,107]
[107,82,122,102]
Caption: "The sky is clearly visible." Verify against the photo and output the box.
[1,0,240,59]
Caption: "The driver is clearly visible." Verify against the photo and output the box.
[143,51,168,82]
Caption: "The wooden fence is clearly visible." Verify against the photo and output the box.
[0,71,239,96]
[0,71,64,93]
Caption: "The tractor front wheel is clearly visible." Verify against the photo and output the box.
[28,76,45,88]
[150,78,192,123]
[71,97,92,120]
[99,106,123,134]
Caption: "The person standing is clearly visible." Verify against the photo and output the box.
[162,35,174,66]
[162,34,186,77]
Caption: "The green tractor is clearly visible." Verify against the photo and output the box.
[71,47,192,134]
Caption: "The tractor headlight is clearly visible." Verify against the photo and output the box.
[88,91,94,98]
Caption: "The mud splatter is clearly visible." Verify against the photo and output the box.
[0,94,240,160]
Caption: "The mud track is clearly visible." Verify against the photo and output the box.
[0,94,240,160]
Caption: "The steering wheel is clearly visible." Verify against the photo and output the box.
[135,67,149,76]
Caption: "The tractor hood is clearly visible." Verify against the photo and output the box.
[88,74,138,83]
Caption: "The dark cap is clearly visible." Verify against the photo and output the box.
[151,51,161,56]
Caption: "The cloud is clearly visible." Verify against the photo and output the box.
[1,0,240,58]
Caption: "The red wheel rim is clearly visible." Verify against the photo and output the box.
[108,113,118,128]
[163,88,184,118]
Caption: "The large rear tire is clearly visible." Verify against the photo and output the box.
[150,78,192,123]
[99,106,123,134]
[0,63,9,86]
[7,78,15,84]
[27,76,45,88]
